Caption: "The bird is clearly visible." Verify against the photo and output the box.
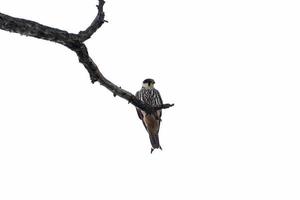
[136,78,163,153]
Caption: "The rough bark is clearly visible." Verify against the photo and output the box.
[0,0,174,113]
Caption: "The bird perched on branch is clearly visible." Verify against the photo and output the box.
[136,78,163,153]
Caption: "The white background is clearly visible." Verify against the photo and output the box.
[0,0,300,199]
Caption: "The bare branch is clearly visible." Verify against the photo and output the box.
[0,13,79,46]
[68,42,174,113]
[78,0,106,42]
[0,1,174,114]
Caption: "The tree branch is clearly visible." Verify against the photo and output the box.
[0,0,174,114]
[78,0,107,42]
[0,12,79,46]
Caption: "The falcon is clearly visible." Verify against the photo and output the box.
[136,78,163,153]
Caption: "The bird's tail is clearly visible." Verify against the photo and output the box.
[149,134,162,153]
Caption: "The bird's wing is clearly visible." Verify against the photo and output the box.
[154,89,163,118]
[135,91,143,120]
[135,91,147,130]
[137,108,147,130]
[157,90,163,105]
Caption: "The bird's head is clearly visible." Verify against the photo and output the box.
[142,78,155,89]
